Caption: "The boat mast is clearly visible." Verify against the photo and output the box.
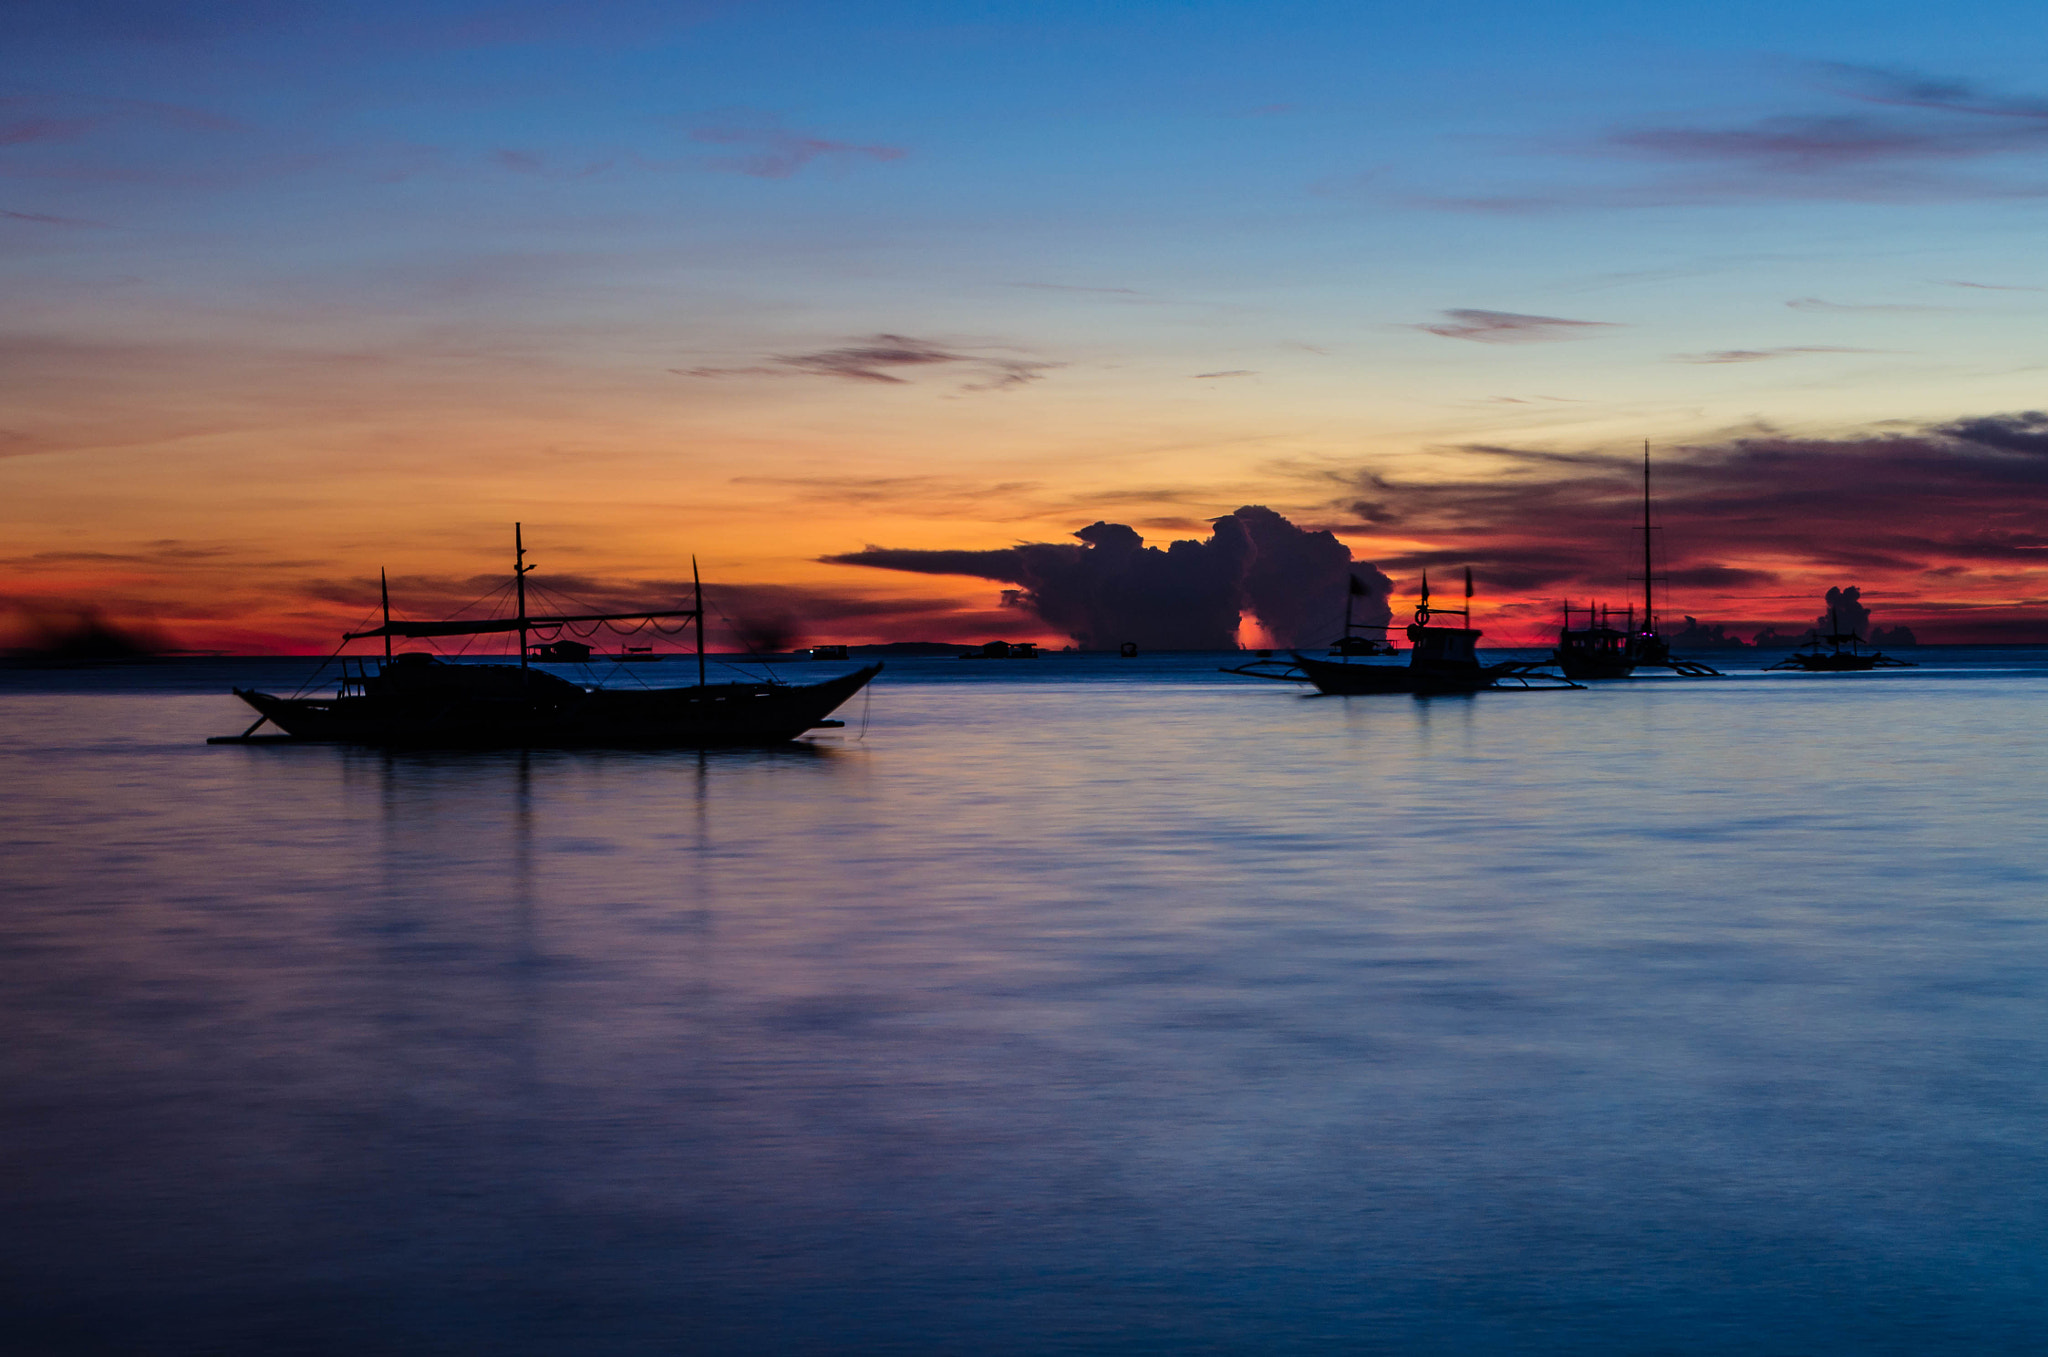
[693,555,706,688]
[515,523,534,671]
[1641,442,1654,636]
[380,568,392,661]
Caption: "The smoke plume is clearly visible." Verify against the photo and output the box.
[2,604,167,660]
[825,507,1392,650]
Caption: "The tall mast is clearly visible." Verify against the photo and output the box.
[515,523,534,671]
[380,568,391,661]
[693,555,706,688]
[1641,442,1654,636]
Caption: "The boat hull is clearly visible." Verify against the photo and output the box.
[1769,653,1882,672]
[1288,653,1512,696]
[1555,651,1636,681]
[234,664,881,748]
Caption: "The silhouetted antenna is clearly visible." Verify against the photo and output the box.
[380,567,391,661]
[693,555,706,688]
[515,523,537,673]
[1629,442,1665,635]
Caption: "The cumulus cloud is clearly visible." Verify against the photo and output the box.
[826,507,1391,650]
[1414,309,1620,343]
[1816,584,1872,636]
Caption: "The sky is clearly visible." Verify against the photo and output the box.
[8,0,2048,650]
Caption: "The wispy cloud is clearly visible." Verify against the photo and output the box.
[678,333,1057,391]
[1672,345,1878,364]
[1427,63,2048,211]
[688,115,905,179]
[1786,296,1937,312]
[2,208,103,226]
[1938,278,2045,292]
[1192,369,1254,379]
[1006,281,1145,296]
[1414,309,1620,343]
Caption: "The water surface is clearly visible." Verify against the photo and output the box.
[4,652,2046,1353]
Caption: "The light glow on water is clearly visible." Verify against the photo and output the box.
[3,655,2047,1353]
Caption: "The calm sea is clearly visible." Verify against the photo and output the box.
[4,650,2047,1355]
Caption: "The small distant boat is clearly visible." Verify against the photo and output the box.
[214,527,879,748]
[1553,446,1719,681]
[1226,569,1579,694]
[960,641,1039,659]
[793,644,850,661]
[1764,610,1917,673]
[617,646,666,661]
[1553,601,1644,682]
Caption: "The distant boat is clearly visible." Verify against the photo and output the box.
[960,641,1039,659]
[1553,446,1720,681]
[1764,610,1916,673]
[1226,569,1579,694]
[214,527,879,748]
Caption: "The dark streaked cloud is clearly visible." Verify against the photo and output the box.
[1414,309,1620,344]
[1192,369,1254,379]
[679,333,1056,391]
[1317,412,2048,638]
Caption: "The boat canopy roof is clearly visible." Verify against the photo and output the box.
[345,607,698,641]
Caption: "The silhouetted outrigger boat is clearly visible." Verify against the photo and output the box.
[1764,610,1916,673]
[1225,569,1580,695]
[1553,446,1720,681]
[212,527,880,748]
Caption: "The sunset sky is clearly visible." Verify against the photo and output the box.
[8,0,2048,650]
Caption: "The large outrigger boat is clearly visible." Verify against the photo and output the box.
[1764,610,1916,673]
[1226,568,1579,695]
[213,527,880,748]
[1553,446,1720,681]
